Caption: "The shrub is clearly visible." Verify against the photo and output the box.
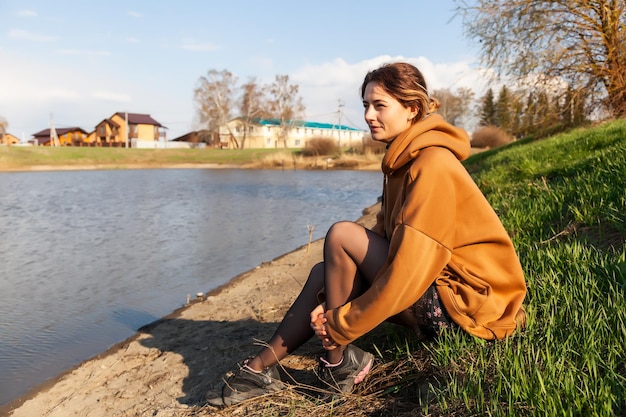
[362,133,387,154]
[471,125,515,149]
[301,137,338,157]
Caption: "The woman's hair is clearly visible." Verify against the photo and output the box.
[360,62,440,122]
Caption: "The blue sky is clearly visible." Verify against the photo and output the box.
[0,0,488,141]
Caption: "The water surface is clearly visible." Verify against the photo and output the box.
[0,168,381,405]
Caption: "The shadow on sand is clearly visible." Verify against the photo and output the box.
[138,316,323,406]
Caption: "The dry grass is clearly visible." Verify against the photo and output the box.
[244,151,382,171]
[185,351,440,417]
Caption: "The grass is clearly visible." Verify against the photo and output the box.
[427,119,626,417]
[199,119,625,416]
[0,146,382,171]
[0,146,291,169]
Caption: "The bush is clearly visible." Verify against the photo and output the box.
[362,133,387,154]
[471,125,515,149]
[301,137,338,157]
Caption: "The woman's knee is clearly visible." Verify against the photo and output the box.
[304,262,325,288]
[325,221,359,247]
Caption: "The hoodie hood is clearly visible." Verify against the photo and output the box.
[381,114,470,175]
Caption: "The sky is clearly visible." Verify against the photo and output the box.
[0,0,489,141]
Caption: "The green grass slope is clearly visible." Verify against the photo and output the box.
[420,119,625,416]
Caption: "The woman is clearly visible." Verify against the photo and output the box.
[207,62,527,406]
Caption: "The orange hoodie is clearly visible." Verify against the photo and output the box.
[324,114,527,345]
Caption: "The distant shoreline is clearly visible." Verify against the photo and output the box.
[0,163,241,173]
[0,162,381,173]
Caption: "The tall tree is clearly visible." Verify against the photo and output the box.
[479,88,497,126]
[495,85,512,131]
[434,87,475,127]
[238,78,270,149]
[268,75,305,148]
[456,0,626,117]
[194,69,238,147]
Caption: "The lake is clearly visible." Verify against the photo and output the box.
[0,168,382,405]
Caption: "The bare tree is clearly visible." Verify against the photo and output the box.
[238,78,270,149]
[268,75,305,148]
[194,69,238,148]
[0,116,8,146]
[434,87,475,127]
[456,0,626,117]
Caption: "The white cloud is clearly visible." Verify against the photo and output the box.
[126,37,140,44]
[17,10,37,17]
[92,91,132,103]
[292,55,487,130]
[8,29,57,42]
[128,11,143,18]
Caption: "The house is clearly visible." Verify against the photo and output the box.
[171,130,214,148]
[217,118,365,149]
[0,132,21,145]
[92,112,166,147]
[31,127,89,146]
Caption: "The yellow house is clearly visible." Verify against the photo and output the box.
[0,132,21,145]
[31,127,89,146]
[93,112,166,147]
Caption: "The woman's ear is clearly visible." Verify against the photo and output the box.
[409,106,419,120]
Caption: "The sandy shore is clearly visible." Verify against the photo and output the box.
[1,204,380,417]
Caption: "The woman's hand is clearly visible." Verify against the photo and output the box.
[310,303,339,350]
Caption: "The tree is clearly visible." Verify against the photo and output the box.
[495,85,512,131]
[434,87,475,127]
[456,0,626,118]
[238,78,270,149]
[268,75,305,148]
[0,116,7,146]
[479,88,497,126]
[194,69,238,147]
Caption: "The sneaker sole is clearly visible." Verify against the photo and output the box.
[354,355,373,384]
[353,353,374,385]
[218,379,284,406]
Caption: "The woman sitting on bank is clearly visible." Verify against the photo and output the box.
[207,61,527,406]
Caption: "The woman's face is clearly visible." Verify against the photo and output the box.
[363,82,416,142]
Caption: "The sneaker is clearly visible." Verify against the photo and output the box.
[206,359,284,406]
[318,345,374,393]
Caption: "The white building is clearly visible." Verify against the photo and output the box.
[218,118,365,149]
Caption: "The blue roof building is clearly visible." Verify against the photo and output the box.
[218,117,365,149]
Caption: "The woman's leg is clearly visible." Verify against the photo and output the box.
[247,262,324,371]
[249,221,417,370]
[321,221,389,362]
[322,221,418,363]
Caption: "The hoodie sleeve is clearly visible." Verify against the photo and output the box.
[325,150,458,345]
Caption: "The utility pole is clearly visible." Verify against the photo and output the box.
[50,113,60,147]
[337,99,344,148]
[125,111,129,148]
